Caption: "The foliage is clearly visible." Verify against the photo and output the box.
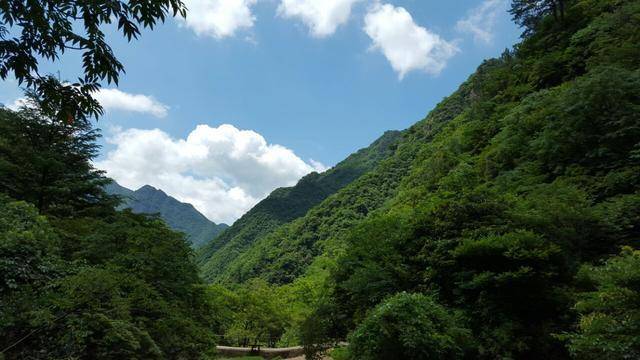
[347,293,471,360]
[198,1,640,358]
[207,279,288,348]
[0,107,214,359]
[0,0,186,124]
[0,107,117,217]
[510,0,567,36]
[564,247,640,359]
[324,0,640,358]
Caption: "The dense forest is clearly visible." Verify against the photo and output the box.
[1,0,639,359]
[199,0,640,359]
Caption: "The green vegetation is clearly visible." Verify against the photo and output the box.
[106,182,228,248]
[564,247,640,359]
[2,0,639,358]
[200,0,640,358]
[347,292,471,360]
[0,105,214,359]
[197,130,402,283]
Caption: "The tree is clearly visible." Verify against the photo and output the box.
[0,0,186,124]
[0,106,116,217]
[510,0,566,36]
[0,196,64,359]
[0,104,215,359]
[222,279,288,347]
[347,293,471,360]
[565,247,640,360]
[0,205,216,359]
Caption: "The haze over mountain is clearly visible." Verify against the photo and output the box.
[106,181,228,247]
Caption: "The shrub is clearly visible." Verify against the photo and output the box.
[347,293,471,360]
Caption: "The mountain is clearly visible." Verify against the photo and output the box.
[105,182,228,247]
[196,130,403,282]
[220,1,640,358]
[203,81,470,284]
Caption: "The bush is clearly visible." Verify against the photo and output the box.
[565,247,640,359]
[347,293,471,360]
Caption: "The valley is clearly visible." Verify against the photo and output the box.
[1,0,639,359]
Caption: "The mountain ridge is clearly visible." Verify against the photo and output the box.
[196,130,403,282]
[105,181,228,247]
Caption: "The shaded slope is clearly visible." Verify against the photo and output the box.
[197,130,402,282]
[106,182,228,247]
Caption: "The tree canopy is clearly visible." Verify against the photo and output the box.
[0,105,215,359]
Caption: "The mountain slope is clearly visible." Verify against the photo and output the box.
[206,0,640,292]
[197,130,402,282]
[211,75,475,284]
[106,182,228,247]
[317,1,640,358]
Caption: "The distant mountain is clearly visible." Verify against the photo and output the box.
[196,130,402,282]
[105,182,228,247]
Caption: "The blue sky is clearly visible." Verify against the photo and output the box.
[1,0,520,224]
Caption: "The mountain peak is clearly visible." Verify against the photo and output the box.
[136,184,163,194]
[106,181,228,247]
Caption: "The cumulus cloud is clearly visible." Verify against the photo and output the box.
[94,89,169,118]
[181,0,257,39]
[96,124,326,224]
[456,0,507,45]
[3,97,35,111]
[277,0,362,38]
[364,3,459,79]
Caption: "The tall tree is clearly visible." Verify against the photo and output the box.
[510,0,566,36]
[0,104,116,217]
[0,0,186,124]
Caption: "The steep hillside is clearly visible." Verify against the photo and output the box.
[214,1,640,293]
[317,1,640,358]
[106,182,228,247]
[211,74,476,284]
[205,1,640,355]
[197,130,402,282]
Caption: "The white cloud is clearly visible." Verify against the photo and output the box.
[277,0,362,38]
[96,124,326,224]
[94,89,169,118]
[309,159,329,172]
[363,3,459,79]
[456,0,507,45]
[181,0,257,39]
[3,97,34,111]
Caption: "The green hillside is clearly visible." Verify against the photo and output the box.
[212,81,473,284]
[1,0,639,358]
[197,130,402,282]
[105,182,228,247]
[203,1,640,358]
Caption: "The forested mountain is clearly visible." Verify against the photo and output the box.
[105,182,228,247]
[203,1,640,359]
[2,0,639,359]
[197,130,402,282]
[201,61,475,285]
